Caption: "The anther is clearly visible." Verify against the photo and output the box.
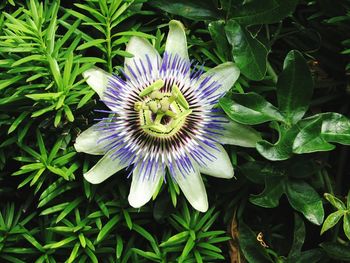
[148,101,159,113]
[139,79,165,97]
[160,98,170,112]
[150,90,163,100]
[172,84,189,109]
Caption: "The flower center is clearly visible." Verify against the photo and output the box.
[134,79,192,138]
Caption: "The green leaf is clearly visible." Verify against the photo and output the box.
[220,93,284,125]
[208,20,230,59]
[238,221,273,263]
[293,116,335,153]
[67,243,80,263]
[179,237,195,262]
[44,236,76,249]
[321,113,350,145]
[8,112,29,134]
[320,242,350,261]
[225,19,268,81]
[56,197,83,223]
[257,125,300,161]
[276,50,313,125]
[324,193,346,210]
[285,180,324,225]
[344,213,350,240]
[26,92,63,101]
[96,215,120,243]
[249,175,286,208]
[230,0,298,25]
[122,209,132,230]
[149,0,221,20]
[132,248,160,261]
[160,231,189,247]
[116,235,123,259]
[321,210,344,234]
[77,39,106,51]
[133,224,157,244]
[11,54,45,67]
[0,75,23,91]
[287,214,305,261]
[47,56,63,91]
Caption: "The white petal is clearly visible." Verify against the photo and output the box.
[197,62,240,105]
[84,154,127,184]
[128,163,164,208]
[125,36,161,75]
[198,143,234,179]
[172,166,208,212]
[82,66,111,99]
[74,122,107,155]
[165,20,189,62]
[217,119,262,148]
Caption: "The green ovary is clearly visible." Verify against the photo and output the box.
[134,80,191,138]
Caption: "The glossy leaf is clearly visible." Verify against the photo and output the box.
[293,116,335,153]
[344,213,350,240]
[229,0,298,25]
[324,193,346,210]
[249,175,285,208]
[321,210,344,234]
[321,112,350,145]
[276,50,313,125]
[208,20,230,59]
[257,125,300,161]
[220,93,284,125]
[149,0,221,20]
[225,20,268,81]
[285,180,324,225]
[287,214,306,261]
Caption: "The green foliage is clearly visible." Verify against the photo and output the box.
[1,0,350,262]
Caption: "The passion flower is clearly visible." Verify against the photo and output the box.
[74,20,260,212]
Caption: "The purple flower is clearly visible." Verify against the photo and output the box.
[74,20,260,212]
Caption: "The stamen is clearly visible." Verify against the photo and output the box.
[172,84,189,109]
[139,79,165,97]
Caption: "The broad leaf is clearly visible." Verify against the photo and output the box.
[277,50,313,125]
[321,210,344,234]
[149,0,221,20]
[249,175,285,208]
[220,93,284,125]
[287,214,305,261]
[320,242,350,261]
[225,20,268,81]
[293,116,335,153]
[321,112,350,145]
[257,125,300,161]
[208,20,230,59]
[229,0,298,25]
[285,180,324,225]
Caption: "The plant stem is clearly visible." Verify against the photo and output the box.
[322,169,334,195]
[106,18,112,73]
[267,61,278,84]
